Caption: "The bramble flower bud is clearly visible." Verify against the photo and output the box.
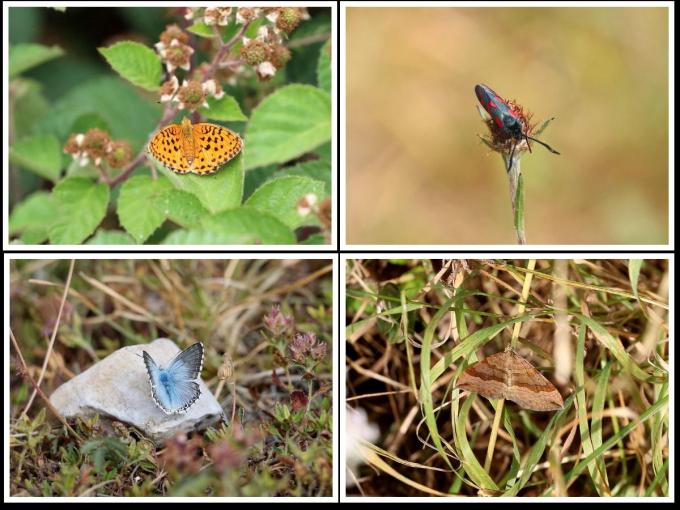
[63,133,84,155]
[276,8,302,34]
[83,128,110,164]
[162,39,194,73]
[269,43,291,69]
[240,39,268,66]
[204,7,232,26]
[159,76,179,103]
[106,140,132,168]
[177,80,206,111]
[236,7,260,24]
[159,24,189,46]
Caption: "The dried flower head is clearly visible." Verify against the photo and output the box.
[159,24,189,46]
[177,79,207,111]
[204,7,232,26]
[240,39,268,66]
[106,140,132,168]
[289,332,327,364]
[263,305,295,337]
[269,43,291,69]
[276,7,303,34]
[236,7,261,24]
[159,76,179,103]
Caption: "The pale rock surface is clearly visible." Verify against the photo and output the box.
[49,338,223,441]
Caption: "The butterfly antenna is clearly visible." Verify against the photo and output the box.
[524,132,532,153]
[527,135,561,155]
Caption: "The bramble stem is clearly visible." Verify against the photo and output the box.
[108,106,177,187]
[205,21,251,82]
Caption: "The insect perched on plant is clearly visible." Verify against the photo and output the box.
[475,84,560,172]
[148,117,243,175]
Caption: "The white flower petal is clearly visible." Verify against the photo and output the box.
[256,61,276,77]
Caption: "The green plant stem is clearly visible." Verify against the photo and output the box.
[306,379,313,414]
[505,156,526,245]
[484,399,504,473]
[511,259,536,349]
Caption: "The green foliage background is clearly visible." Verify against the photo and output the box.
[8,7,332,245]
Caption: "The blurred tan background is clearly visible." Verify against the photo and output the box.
[346,7,669,245]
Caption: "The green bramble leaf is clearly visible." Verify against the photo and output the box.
[34,77,160,154]
[186,21,215,38]
[117,175,172,243]
[277,159,331,197]
[69,113,111,135]
[200,95,248,122]
[98,41,162,92]
[86,230,135,245]
[317,38,331,94]
[9,43,64,77]
[12,78,51,139]
[156,188,210,229]
[161,229,257,245]
[245,175,325,229]
[9,191,56,244]
[9,135,63,182]
[162,207,295,245]
[156,153,244,214]
[49,178,110,244]
[244,84,331,170]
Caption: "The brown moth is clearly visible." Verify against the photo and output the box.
[456,350,564,412]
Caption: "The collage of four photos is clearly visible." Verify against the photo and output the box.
[4,1,673,503]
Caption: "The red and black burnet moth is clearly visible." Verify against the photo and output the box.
[475,84,560,172]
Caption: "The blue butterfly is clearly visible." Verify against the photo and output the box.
[143,342,204,414]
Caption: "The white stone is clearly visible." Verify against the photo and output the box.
[49,338,223,442]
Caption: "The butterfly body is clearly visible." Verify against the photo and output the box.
[143,342,204,414]
[148,117,243,175]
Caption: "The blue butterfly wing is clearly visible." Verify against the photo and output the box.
[166,342,204,381]
[143,342,204,414]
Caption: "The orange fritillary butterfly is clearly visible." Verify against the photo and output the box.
[147,117,243,175]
